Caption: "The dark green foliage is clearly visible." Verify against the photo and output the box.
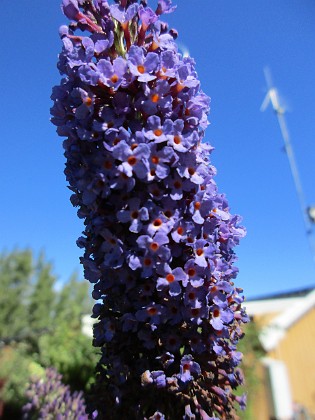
[28,252,56,335]
[0,249,33,341]
[0,249,97,418]
[54,272,92,329]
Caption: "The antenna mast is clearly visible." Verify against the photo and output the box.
[261,67,315,260]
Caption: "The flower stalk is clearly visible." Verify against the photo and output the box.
[51,1,249,418]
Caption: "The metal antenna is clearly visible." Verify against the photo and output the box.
[261,67,315,260]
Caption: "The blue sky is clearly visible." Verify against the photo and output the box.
[1,0,315,298]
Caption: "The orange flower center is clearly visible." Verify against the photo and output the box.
[127,156,137,166]
[166,274,175,283]
[213,309,220,317]
[177,227,184,235]
[183,363,190,371]
[110,74,119,83]
[151,93,160,103]
[153,218,162,227]
[150,242,159,251]
[137,65,145,74]
[154,129,163,137]
[147,306,157,315]
[84,97,92,106]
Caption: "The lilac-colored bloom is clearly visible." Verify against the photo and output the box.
[112,140,150,179]
[156,352,175,371]
[137,232,171,261]
[110,3,139,24]
[52,0,248,418]
[140,80,172,115]
[210,301,234,331]
[143,115,169,143]
[156,0,177,15]
[138,6,158,29]
[149,411,166,420]
[147,143,175,180]
[156,263,187,296]
[146,213,174,236]
[97,57,128,89]
[127,45,159,82]
[189,239,215,268]
[62,0,79,20]
[117,197,149,233]
[179,355,201,383]
[184,284,207,308]
[136,303,166,327]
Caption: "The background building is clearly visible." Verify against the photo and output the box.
[245,286,315,419]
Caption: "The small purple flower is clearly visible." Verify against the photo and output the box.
[149,411,166,420]
[235,393,247,411]
[189,239,215,268]
[150,370,167,388]
[61,0,79,20]
[117,197,149,233]
[97,57,128,90]
[136,303,166,327]
[143,115,169,143]
[166,120,199,153]
[112,140,150,179]
[210,301,234,331]
[137,232,171,261]
[156,263,187,296]
[140,80,172,115]
[147,213,174,236]
[138,6,158,29]
[156,352,175,369]
[110,3,139,24]
[147,143,175,180]
[184,259,206,287]
[93,107,125,133]
[127,45,159,82]
[179,355,201,383]
[156,0,177,15]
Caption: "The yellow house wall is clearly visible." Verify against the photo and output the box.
[247,363,271,420]
[269,306,315,415]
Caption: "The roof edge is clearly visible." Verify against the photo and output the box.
[259,288,315,351]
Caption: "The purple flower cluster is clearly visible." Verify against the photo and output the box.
[51,0,249,418]
[22,368,88,419]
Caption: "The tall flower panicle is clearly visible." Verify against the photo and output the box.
[51,0,249,418]
[22,368,89,419]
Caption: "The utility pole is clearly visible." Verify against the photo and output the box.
[261,67,315,260]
